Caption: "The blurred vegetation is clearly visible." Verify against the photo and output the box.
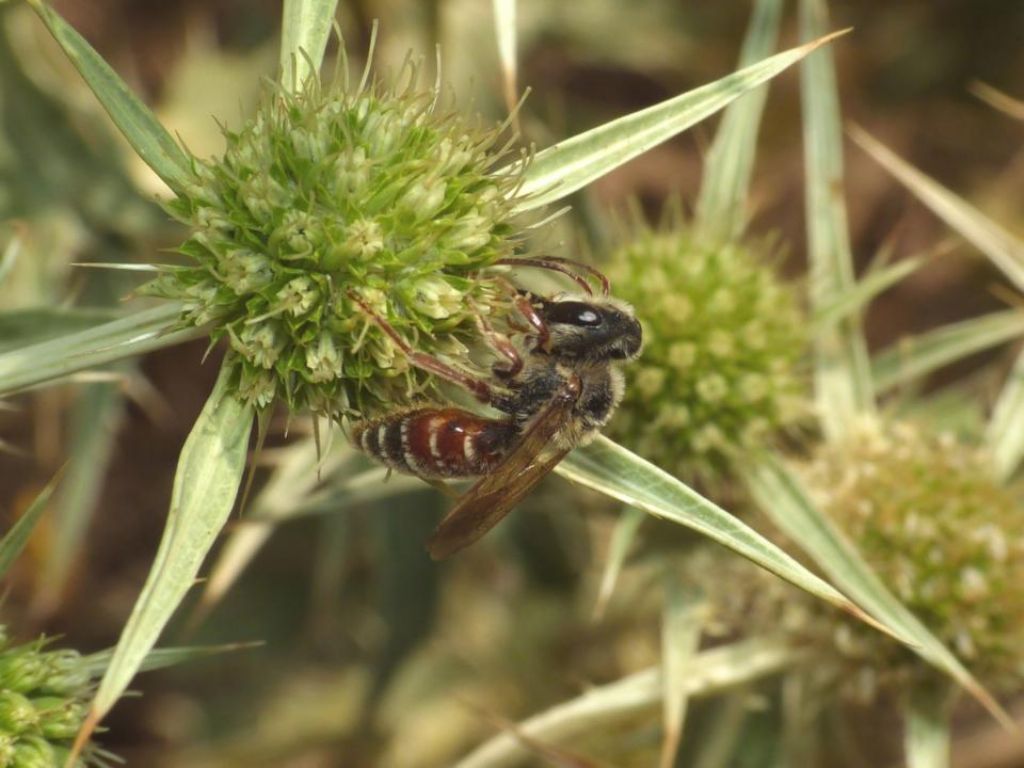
[1,1,1023,767]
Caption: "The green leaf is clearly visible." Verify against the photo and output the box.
[556,437,875,627]
[660,575,706,768]
[79,362,253,743]
[872,309,1024,393]
[813,255,925,330]
[28,0,191,193]
[593,506,645,619]
[850,125,1024,293]
[514,30,848,213]
[800,0,874,439]
[0,303,197,396]
[0,308,121,354]
[454,638,801,768]
[0,469,62,579]
[82,642,260,678]
[904,681,954,768]
[743,458,1010,726]
[694,0,783,243]
[986,347,1024,482]
[280,0,340,91]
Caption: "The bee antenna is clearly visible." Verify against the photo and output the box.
[494,256,610,296]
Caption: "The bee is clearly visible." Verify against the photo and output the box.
[348,258,642,559]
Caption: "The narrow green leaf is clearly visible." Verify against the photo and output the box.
[492,0,519,119]
[455,638,801,768]
[904,682,954,768]
[82,642,260,678]
[801,0,874,439]
[872,309,1024,393]
[556,437,875,628]
[986,347,1024,481]
[514,30,848,213]
[0,470,62,579]
[82,362,253,735]
[813,255,925,330]
[0,303,197,396]
[0,308,121,354]
[28,0,191,192]
[280,0,340,91]
[694,0,783,243]
[660,575,705,768]
[850,125,1024,293]
[593,506,645,619]
[743,458,1010,726]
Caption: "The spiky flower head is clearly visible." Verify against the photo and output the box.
[606,222,807,482]
[0,633,98,767]
[147,58,528,417]
[800,419,1024,696]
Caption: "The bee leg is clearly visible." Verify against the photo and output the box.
[494,256,611,296]
[346,289,497,404]
[513,293,550,352]
[472,308,522,379]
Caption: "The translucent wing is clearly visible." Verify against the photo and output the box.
[427,376,581,560]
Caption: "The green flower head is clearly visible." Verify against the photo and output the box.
[606,221,807,482]
[802,419,1024,696]
[147,59,530,418]
[0,634,97,767]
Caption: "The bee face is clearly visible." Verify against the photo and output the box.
[537,296,643,363]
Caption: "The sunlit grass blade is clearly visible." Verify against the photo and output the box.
[694,0,783,243]
[801,0,874,440]
[492,0,519,121]
[660,576,705,768]
[82,642,261,677]
[0,308,120,354]
[593,506,645,619]
[71,362,254,759]
[557,437,879,630]
[0,303,196,396]
[455,638,801,768]
[970,81,1024,122]
[280,0,340,90]
[515,30,849,213]
[905,682,954,768]
[27,0,191,192]
[813,255,925,330]
[0,468,62,579]
[872,309,1024,393]
[743,458,1010,726]
[986,347,1024,481]
[849,125,1024,293]
[33,382,124,618]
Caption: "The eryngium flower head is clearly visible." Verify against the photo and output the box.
[0,635,96,767]
[606,226,806,481]
[801,420,1024,696]
[147,61,527,417]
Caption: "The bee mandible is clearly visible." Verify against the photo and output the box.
[348,257,642,559]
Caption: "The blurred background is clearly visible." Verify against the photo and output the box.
[1,1,1023,765]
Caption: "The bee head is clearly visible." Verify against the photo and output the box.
[536,295,642,363]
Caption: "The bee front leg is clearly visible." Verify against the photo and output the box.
[347,289,498,405]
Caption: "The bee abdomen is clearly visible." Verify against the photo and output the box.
[351,407,515,479]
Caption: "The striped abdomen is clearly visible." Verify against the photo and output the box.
[351,407,517,478]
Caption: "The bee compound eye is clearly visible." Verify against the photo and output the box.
[544,300,604,327]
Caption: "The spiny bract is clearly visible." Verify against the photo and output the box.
[606,225,807,482]
[147,62,528,417]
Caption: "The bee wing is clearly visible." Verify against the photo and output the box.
[427,377,581,560]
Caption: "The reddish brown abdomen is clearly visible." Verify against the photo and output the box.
[351,407,516,478]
